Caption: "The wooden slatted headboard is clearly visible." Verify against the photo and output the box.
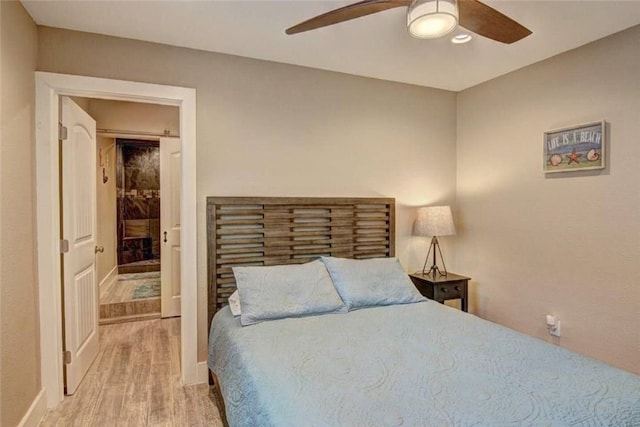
[206,197,395,324]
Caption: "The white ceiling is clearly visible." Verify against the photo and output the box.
[22,1,640,91]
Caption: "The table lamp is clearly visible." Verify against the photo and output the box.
[413,205,456,276]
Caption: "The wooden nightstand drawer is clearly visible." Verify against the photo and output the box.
[409,272,470,312]
[434,282,465,300]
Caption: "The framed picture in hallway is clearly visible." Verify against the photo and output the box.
[544,121,606,173]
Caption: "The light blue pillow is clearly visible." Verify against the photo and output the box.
[233,260,347,326]
[321,257,426,310]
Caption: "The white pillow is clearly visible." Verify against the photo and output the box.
[321,257,425,310]
[233,260,347,326]
[228,290,241,316]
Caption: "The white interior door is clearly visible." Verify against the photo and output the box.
[160,137,181,317]
[61,97,99,394]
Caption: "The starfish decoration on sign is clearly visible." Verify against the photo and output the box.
[566,148,582,165]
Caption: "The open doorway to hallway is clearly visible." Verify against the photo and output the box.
[60,96,182,397]
[68,98,181,326]
[49,96,208,405]
[37,72,199,410]
[101,138,163,325]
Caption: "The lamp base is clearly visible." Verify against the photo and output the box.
[423,264,447,277]
[421,236,448,277]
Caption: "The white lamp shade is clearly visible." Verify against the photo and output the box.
[414,205,456,237]
[407,0,458,39]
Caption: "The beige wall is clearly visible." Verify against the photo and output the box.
[38,20,637,377]
[96,136,117,283]
[0,1,40,426]
[0,16,631,427]
[88,99,179,137]
[38,27,458,361]
[456,25,640,374]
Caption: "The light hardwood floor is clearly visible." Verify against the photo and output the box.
[100,272,160,304]
[41,318,223,426]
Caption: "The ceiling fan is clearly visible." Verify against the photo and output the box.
[286,0,532,44]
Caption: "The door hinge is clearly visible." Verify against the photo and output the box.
[63,350,71,364]
[58,123,68,140]
[60,239,69,254]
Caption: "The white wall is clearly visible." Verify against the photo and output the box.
[38,27,458,360]
[456,25,640,374]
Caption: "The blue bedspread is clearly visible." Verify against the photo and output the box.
[208,301,640,426]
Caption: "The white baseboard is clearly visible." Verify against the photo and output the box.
[17,388,47,427]
[197,361,209,384]
[99,264,118,288]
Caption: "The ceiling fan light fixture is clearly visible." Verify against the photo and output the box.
[451,33,472,44]
[407,0,458,39]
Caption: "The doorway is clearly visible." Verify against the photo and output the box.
[117,139,162,274]
[98,138,164,325]
[102,139,162,323]
[100,138,164,324]
[36,72,200,410]
[70,98,181,327]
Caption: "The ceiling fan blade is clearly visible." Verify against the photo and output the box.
[458,0,532,44]
[286,0,411,35]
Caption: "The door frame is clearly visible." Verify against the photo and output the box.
[35,72,199,409]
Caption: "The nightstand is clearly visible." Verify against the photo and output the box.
[409,272,470,312]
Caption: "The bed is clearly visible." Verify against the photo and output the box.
[207,197,640,427]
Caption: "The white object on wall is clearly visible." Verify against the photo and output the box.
[546,315,561,337]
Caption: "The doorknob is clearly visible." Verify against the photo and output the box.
[163,231,168,243]
[94,245,104,254]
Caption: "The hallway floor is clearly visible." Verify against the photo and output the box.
[100,272,161,324]
[40,318,223,426]
[100,272,161,304]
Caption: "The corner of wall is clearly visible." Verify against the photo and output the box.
[16,389,47,427]
[454,25,640,374]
